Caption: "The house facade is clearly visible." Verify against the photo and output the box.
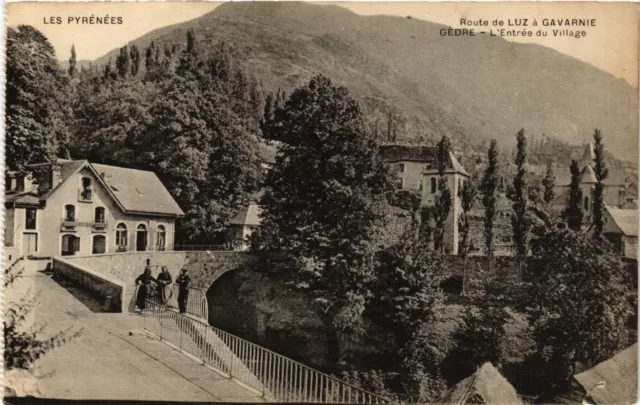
[227,204,262,251]
[4,160,184,260]
[379,144,470,254]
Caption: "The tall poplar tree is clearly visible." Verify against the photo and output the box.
[433,136,452,253]
[563,160,583,231]
[68,44,77,77]
[507,129,529,271]
[592,129,609,239]
[458,179,476,295]
[115,45,130,78]
[542,160,555,205]
[481,140,499,272]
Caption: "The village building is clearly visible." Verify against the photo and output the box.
[553,144,635,213]
[603,207,638,260]
[379,144,470,254]
[227,204,262,251]
[4,159,184,261]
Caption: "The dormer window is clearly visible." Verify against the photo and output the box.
[79,177,93,202]
[16,177,25,192]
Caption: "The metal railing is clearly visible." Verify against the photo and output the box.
[143,301,391,404]
[174,245,227,252]
[149,286,208,321]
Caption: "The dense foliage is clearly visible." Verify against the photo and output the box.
[527,225,632,389]
[71,32,263,242]
[6,25,71,174]
[255,74,394,361]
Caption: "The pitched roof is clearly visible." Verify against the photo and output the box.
[436,363,523,405]
[4,192,41,206]
[379,144,436,163]
[29,159,183,217]
[229,204,262,227]
[379,145,468,176]
[574,344,637,405]
[605,207,638,236]
[580,165,598,184]
[91,163,184,216]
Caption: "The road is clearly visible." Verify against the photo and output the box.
[3,260,266,402]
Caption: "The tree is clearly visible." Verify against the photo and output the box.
[129,44,141,76]
[592,129,608,239]
[480,140,499,272]
[372,219,448,403]
[563,160,583,231]
[5,25,71,174]
[458,179,476,295]
[256,74,394,362]
[68,44,77,77]
[115,45,131,78]
[542,160,555,205]
[527,225,631,388]
[73,33,263,242]
[433,136,452,253]
[507,129,529,272]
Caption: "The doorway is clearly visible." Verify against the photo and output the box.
[136,224,148,251]
[22,233,38,256]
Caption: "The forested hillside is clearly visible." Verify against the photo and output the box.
[83,2,638,162]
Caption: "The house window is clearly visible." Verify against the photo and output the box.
[25,208,37,230]
[136,224,148,252]
[115,223,128,250]
[94,207,105,223]
[156,225,166,251]
[61,234,80,256]
[64,205,76,221]
[396,177,404,190]
[397,163,405,173]
[584,196,589,211]
[430,178,437,194]
[92,235,106,254]
[418,180,423,191]
[79,177,92,201]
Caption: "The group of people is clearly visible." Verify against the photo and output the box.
[135,262,191,314]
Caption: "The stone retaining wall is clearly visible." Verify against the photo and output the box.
[52,257,126,312]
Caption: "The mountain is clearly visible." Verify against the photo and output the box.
[90,2,638,162]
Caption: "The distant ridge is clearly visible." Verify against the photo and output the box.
[87,2,638,162]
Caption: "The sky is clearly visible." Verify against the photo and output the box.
[5,1,639,88]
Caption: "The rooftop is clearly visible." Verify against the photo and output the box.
[574,344,637,405]
[605,206,638,236]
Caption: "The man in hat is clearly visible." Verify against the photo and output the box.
[175,268,191,314]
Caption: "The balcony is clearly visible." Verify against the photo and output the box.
[78,188,93,203]
[92,221,108,233]
[61,219,78,231]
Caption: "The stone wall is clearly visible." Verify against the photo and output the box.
[62,251,253,290]
[52,257,125,312]
[59,251,253,312]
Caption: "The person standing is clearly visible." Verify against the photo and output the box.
[135,266,156,312]
[175,268,191,314]
[156,266,173,305]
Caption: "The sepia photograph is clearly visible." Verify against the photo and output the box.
[2,2,638,404]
